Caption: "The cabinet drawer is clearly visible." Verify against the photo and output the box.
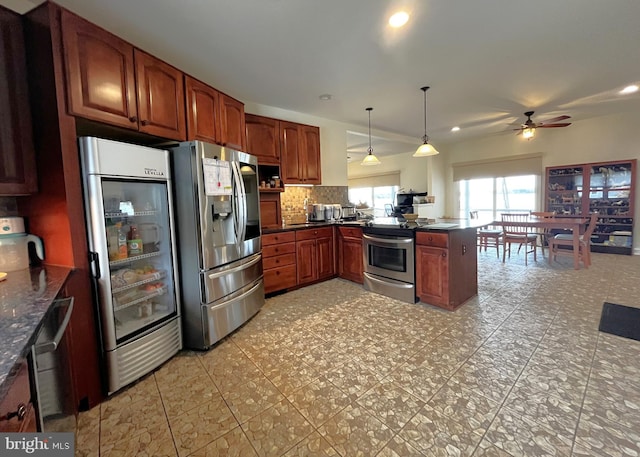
[263,231,296,246]
[264,265,297,293]
[263,252,296,269]
[296,227,333,241]
[338,226,363,239]
[263,242,296,258]
[417,231,449,248]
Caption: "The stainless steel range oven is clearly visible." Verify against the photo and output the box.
[362,226,417,303]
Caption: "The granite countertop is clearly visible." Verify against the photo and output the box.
[0,265,72,398]
[263,219,484,234]
[262,220,366,234]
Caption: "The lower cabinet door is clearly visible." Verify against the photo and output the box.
[316,236,334,280]
[416,245,449,307]
[338,236,363,283]
[296,239,317,284]
[264,265,297,293]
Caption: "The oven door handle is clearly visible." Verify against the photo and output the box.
[363,234,414,246]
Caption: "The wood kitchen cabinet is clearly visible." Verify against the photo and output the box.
[185,75,219,143]
[260,193,282,229]
[0,6,37,195]
[262,231,297,294]
[62,10,186,141]
[0,360,36,433]
[245,114,280,165]
[281,121,321,184]
[337,226,363,284]
[415,229,477,310]
[218,92,246,151]
[296,227,334,285]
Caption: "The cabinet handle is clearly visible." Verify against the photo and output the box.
[140,119,149,126]
[129,116,138,123]
[462,244,467,255]
[0,403,27,422]
[274,248,279,253]
[442,252,447,258]
[276,259,280,264]
[276,271,280,275]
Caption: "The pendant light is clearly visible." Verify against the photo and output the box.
[413,86,439,157]
[361,107,381,166]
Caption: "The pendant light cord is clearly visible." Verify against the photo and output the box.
[367,107,373,153]
[421,86,430,143]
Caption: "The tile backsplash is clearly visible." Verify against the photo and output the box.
[281,186,349,223]
[0,197,19,217]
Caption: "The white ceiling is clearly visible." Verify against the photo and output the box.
[5,0,640,159]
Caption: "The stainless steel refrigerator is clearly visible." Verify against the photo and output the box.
[170,141,264,350]
[80,137,182,395]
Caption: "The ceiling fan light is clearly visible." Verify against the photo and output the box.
[522,127,535,139]
[413,142,439,157]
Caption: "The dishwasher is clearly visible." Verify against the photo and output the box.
[30,296,77,433]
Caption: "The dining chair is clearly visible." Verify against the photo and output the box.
[548,212,598,268]
[529,211,555,256]
[501,213,537,265]
[470,211,502,257]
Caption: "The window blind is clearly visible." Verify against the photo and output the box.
[348,171,400,188]
[452,153,542,181]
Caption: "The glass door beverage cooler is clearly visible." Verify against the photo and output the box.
[80,137,182,395]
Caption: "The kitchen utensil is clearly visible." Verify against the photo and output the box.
[0,217,45,272]
[310,204,325,221]
[332,204,342,220]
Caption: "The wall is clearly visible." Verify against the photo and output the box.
[442,111,640,252]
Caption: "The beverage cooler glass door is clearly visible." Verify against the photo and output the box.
[102,179,178,344]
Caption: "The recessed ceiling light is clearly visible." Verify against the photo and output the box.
[319,94,332,101]
[451,126,460,132]
[389,11,409,28]
[620,85,638,95]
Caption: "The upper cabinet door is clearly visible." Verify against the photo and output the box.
[62,11,137,129]
[245,114,280,165]
[300,125,321,184]
[185,75,219,143]
[134,49,186,141]
[280,121,301,184]
[0,7,37,195]
[218,93,246,151]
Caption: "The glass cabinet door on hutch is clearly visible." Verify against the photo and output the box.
[546,166,584,215]
[588,161,635,254]
[545,159,636,255]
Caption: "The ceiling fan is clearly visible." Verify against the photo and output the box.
[515,111,571,138]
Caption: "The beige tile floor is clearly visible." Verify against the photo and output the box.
[76,250,640,456]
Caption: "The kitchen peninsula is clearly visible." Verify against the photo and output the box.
[263,218,479,311]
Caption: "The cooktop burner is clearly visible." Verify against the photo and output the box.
[362,217,418,237]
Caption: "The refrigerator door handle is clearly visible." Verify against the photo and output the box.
[206,253,261,280]
[237,162,248,243]
[89,251,101,279]
[231,162,246,244]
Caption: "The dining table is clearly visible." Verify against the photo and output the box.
[492,216,589,270]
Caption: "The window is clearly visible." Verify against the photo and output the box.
[348,185,399,217]
[459,175,538,219]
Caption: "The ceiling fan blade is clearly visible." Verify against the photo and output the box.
[538,123,572,128]
[514,129,522,135]
[540,115,570,124]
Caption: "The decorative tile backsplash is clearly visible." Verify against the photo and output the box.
[281,186,349,223]
[0,197,19,217]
